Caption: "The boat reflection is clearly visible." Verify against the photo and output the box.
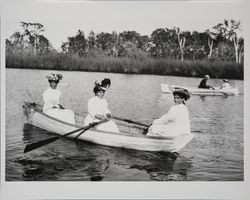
[22,123,110,181]
[118,149,191,181]
[22,123,192,181]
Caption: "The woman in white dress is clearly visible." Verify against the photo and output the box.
[147,89,191,137]
[84,79,119,133]
[43,73,76,125]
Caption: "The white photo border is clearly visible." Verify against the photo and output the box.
[1,0,249,200]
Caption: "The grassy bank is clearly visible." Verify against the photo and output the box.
[6,53,243,79]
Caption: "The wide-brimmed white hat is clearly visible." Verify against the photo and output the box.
[204,75,210,78]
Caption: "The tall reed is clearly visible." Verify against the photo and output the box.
[6,53,243,79]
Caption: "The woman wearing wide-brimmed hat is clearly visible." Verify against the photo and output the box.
[147,89,191,137]
[43,73,75,125]
[220,79,231,89]
[84,78,119,133]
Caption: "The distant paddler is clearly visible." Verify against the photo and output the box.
[147,89,191,137]
[198,75,214,89]
[84,78,119,133]
[43,73,76,125]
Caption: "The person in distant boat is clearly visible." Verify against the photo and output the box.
[147,89,191,137]
[43,73,76,125]
[198,75,214,89]
[220,79,231,89]
[84,79,119,133]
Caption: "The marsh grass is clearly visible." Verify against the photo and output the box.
[6,53,243,79]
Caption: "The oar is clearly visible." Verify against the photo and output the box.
[112,116,150,128]
[142,123,152,135]
[24,119,107,153]
[74,119,107,139]
[116,122,148,130]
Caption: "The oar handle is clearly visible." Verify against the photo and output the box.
[74,119,107,139]
[112,116,149,127]
[116,122,148,130]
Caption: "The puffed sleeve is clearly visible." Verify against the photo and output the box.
[43,90,48,104]
[58,90,62,101]
[43,90,54,110]
[153,106,175,125]
[103,99,111,115]
[87,98,99,118]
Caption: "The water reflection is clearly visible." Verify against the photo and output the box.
[22,124,110,181]
[125,150,191,181]
[21,123,192,181]
[198,95,229,101]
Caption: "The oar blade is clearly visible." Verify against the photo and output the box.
[23,121,105,153]
[24,136,60,153]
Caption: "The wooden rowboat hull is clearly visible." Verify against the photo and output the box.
[23,103,194,153]
[161,83,239,96]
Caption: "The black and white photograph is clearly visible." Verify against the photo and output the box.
[1,0,249,199]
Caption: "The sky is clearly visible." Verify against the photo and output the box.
[1,0,247,50]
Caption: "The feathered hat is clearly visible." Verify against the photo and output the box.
[173,88,191,101]
[45,73,63,82]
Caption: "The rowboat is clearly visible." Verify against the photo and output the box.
[161,83,239,96]
[23,102,194,153]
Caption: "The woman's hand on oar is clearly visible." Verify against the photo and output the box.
[24,119,107,153]
[142,123,152,135]
[112,116,150,128]
[74,119,107,139]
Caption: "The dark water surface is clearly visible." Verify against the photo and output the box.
[5,68,244,181]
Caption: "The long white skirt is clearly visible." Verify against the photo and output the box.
[44,108,76,125]
[84,115,119,133]
[147,124,190,137]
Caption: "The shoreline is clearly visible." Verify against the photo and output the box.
[6,62,244,80]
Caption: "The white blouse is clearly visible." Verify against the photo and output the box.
[86,96,110,121]
[84,96,119,133]
[148,104,191,137]
[220,82,231,89]
[42,87,62,112]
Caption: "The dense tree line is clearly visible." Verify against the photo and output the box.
[6,22,55,56]
[5,20,244,79]
[59,19,243,63]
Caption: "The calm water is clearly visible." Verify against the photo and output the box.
[5,68,244,181]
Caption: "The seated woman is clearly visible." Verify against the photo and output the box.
[43,73,76,125]
[147,89,191,137]
[220,79,231,89]
[84,79,119,133]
